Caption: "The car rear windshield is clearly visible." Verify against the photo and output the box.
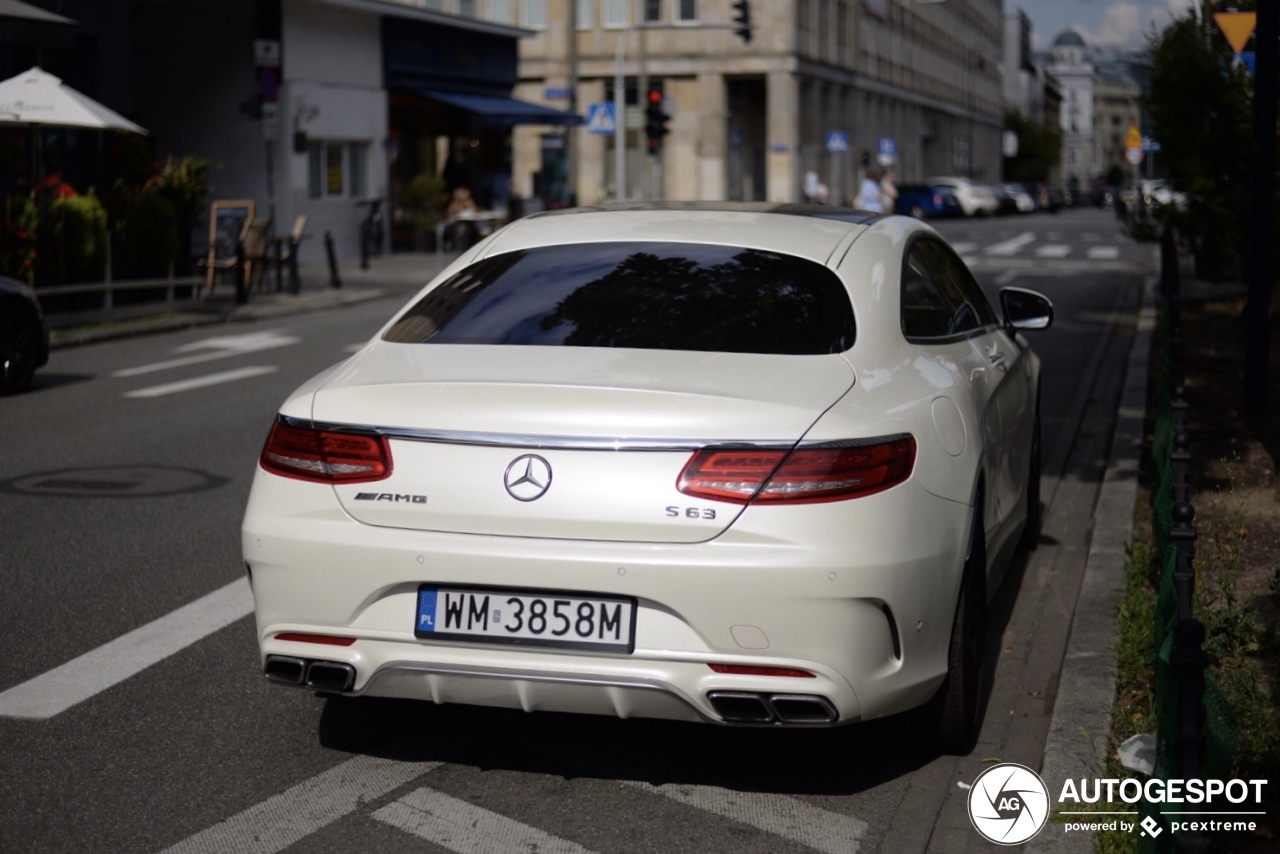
[382,242,856,355]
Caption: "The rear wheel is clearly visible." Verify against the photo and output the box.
[0,306,39,395]
[931,512,987,754]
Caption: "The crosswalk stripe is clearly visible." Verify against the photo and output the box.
[0,578,253,720]
[1087,246,1120,260]
[1035,245,1071,258]
[159,757,432,854]
[373,787,598,854]
[949,241,978,254]
[124,366,278,398]
[622,780,869,853]
[984,232,1035,256]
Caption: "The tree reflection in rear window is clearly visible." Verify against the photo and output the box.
[382,242,856,355]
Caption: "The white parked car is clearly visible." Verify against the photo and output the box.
[243,203,1053,752]
[927,176,1000,217]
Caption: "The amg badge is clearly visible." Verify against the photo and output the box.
[354,492,427,504]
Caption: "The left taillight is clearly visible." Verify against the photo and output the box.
[677,436,915,505]
[259,419,392,483]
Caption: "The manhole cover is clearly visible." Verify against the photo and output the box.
[5,466,227,497]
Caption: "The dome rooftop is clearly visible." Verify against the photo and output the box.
[1054,30,1087,48]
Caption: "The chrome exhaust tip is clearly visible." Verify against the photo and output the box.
[305,660,355,693]
[707,691,773,723]
[264,655,307,685]
[768,694,838,724]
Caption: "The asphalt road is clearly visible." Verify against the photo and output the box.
[0,207,1152,854]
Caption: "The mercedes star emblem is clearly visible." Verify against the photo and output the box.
[503,454,553,502]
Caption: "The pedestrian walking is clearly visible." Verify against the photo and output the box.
[858,169,884,213]
[880,168,899,214]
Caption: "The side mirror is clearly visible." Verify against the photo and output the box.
[999,287,1054,331]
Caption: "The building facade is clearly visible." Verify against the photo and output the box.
[513,0,1005,206]
[1045,28,1099,193]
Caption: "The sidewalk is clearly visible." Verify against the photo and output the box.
[47,250,461,350]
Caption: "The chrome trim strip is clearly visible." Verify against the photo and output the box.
[276,415,910,453]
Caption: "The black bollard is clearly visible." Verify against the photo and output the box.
[325,230,342,289]
[234,244,249,306]
[1171,501,1197,623]
[1170,618,1212,854]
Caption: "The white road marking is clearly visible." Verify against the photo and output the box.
[1087,246,1121,260]
[0,578,253,719]
[984,232,1036,256]
[159,756,432,854]
[113,330,299,377]
[124,366,278,398]
[949,241,978,254]
[373,787,598,854]
[1035,244,1071,258]
[622,780,869,854]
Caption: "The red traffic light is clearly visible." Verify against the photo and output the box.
[647,88,663,105]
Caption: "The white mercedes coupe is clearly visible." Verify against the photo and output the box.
[243,203,1053,752]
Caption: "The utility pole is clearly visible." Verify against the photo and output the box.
[565,0,578,205]
[1244,0,1276,423]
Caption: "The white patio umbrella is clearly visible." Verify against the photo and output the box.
[0,66,145,134]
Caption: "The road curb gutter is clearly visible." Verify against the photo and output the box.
[1028,274,1158,853]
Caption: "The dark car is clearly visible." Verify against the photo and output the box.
[0,276,50,394]
[895,184,962,219]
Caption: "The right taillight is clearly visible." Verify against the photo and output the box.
[259,419,391,484]
[677,436,915,505]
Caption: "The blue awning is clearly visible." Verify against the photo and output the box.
[419,89,584,127]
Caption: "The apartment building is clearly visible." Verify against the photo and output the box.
[513,0,1004,205]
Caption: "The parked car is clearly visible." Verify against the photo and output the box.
[895,184,962,219]
[1003,184,1036,214]
[926,176,999,217]
[0,276,50,395]
[244,202,1053,752]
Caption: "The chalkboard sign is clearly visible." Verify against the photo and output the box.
[205,200,255,287]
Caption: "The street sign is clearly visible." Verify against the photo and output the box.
[260,102,281,141]
[876,137,896,166]
[1214,12,1256,54]
[544,87,571,100]
[826,130,849,153]
[1124,125,1142,150]
[1125,147,1143,166]
[586,102,616,135]
[1142,136,1161,153]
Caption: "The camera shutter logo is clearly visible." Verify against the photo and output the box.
[967,762,1051,845]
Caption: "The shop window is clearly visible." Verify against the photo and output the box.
[308,142,368,200]
[604,0,628,28]
[523,0,547,28]
[577,0,593,29]
[458,0,477,17]
[643,0,662,22]
[676,0,697,23]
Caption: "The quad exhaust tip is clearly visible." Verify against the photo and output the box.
[264,655,355,693]
[707,691,838,725]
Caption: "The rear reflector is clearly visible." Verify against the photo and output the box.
[259,419,391,484]
[708,664,816,678]
[274,632,357,647]
[678,436,915,505]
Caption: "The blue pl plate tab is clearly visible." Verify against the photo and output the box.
[417,588,438,634]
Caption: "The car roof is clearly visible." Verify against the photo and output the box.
[478,202,884,266]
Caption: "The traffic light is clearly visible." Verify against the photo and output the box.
[733,0,752,44]
[644,87,669,154]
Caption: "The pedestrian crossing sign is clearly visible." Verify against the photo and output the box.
[586,102,616,135]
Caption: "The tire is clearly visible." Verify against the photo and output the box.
[1019,409,1042,552]
[931,511,987,754]
[0,306,39,395]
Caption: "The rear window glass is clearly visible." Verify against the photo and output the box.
[383,242,856,355]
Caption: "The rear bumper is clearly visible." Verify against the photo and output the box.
[243,468,972,726]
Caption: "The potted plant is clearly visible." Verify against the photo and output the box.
[401,173,448,251]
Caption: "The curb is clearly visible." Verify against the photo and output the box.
[48,288,392,351]
[1028,274,1158,852]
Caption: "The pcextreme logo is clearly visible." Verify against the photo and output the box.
[967,763,1051,845]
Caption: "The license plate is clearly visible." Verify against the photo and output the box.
[415,586,636,653]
